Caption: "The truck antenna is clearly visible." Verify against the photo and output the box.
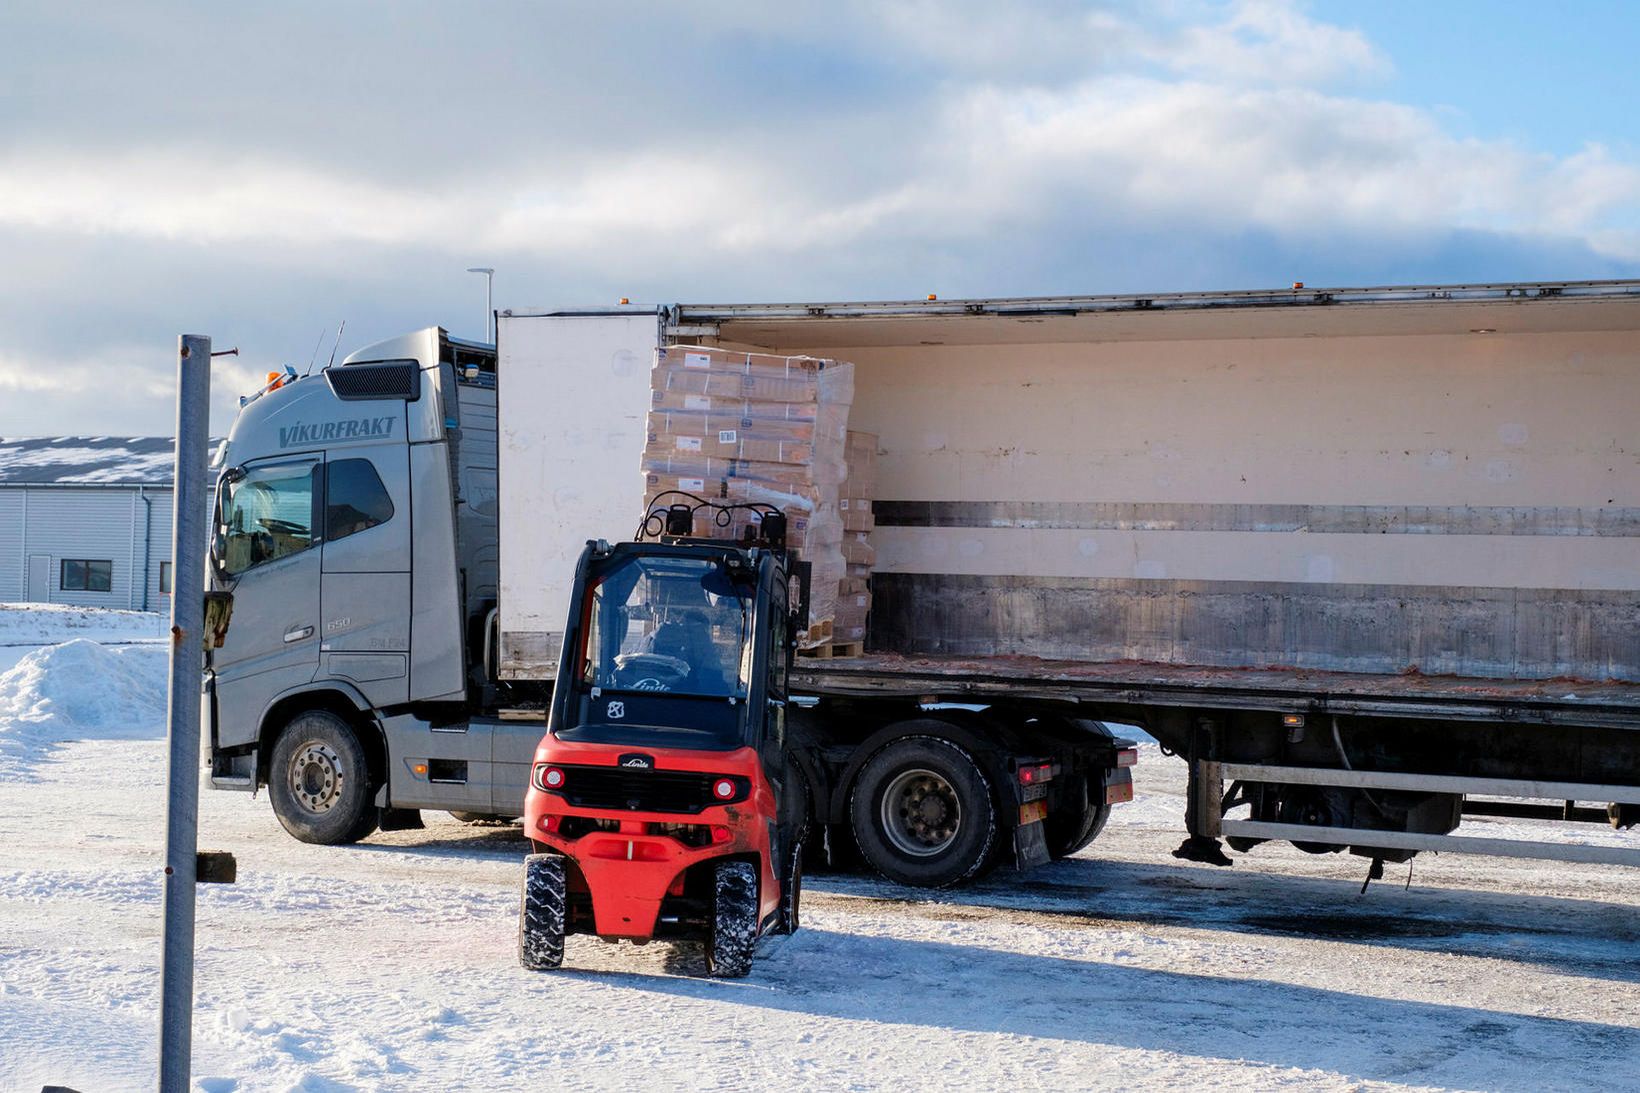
[323,319,347,373]
[303,327,327,376]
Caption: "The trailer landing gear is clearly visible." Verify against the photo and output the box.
[1172,835,1233,867]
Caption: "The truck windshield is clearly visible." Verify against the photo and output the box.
[581,556,752,700]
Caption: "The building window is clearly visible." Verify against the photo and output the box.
[159,561,172,594]
[61,559,113,592]
[326,458,395,542]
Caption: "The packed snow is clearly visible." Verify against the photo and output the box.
[1,607,1637,1091]
[0,602,169,647]
[0,638,168,778]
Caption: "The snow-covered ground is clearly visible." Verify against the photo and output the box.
[2,609,1637,1091]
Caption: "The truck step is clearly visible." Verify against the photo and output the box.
[798,640,865,661]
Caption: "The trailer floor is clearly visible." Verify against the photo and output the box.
[796,652,1640,726]
[3,637,1639,1090]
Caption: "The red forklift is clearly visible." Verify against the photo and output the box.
[518,498,808,977]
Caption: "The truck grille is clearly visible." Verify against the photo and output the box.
[557,765,718,814]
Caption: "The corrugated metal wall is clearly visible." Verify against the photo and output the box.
[0,492,24,599]
[0,486,210,610]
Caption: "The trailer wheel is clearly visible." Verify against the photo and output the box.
[1045,777,1111,860]
[850,736,997,888]
[267,710,379,845]
[707,860,758,977]
[774,834,803,936]
[519,854,567,971]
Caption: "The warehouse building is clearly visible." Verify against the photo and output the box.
[0,436,207,611]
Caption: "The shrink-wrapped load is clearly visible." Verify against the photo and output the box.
[641,345,854,647]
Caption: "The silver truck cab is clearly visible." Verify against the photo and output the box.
[206,328,507,840]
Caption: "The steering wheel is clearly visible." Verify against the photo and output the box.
[612,652,691,692]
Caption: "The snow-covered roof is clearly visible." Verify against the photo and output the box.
[0,436,183,486]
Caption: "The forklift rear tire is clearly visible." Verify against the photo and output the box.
[519,854,567,971]
[849,735,998,888]
[707,860,758,977]
[267,710,379,845]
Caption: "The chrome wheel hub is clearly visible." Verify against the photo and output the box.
[880,768,961,857]
[289,741,344,814]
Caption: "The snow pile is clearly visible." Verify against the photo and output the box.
[0,639,168,773]
[0,603,167,645]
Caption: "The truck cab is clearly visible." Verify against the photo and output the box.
[205,328,504,842]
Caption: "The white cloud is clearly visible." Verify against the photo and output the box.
[11,64,1633,267]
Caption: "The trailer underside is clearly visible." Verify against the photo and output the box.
[796,653,1640,869]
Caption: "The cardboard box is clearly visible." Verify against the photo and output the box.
[839,497,874,532]
[647,345,857,642]
[841,532,876,566]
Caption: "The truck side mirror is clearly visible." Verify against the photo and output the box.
[204,591,234,650]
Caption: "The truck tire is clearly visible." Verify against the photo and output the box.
[849,735,998,888]
[774,835,803,936]
[268,710,380,845]
[1045,777,1111,860]
[706,860,758,977]
[519,854,567,970]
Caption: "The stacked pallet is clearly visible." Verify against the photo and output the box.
[832,430,877,652]
[641,344,854,647]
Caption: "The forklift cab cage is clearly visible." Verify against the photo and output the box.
[548,538,800,754]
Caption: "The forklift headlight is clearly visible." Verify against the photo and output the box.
[712,778,737,801]
[534,764,567,791]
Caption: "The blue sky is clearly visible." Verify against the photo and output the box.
[1320,2,1640,155]
[1,0,1637,433]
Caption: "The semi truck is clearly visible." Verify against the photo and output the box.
[205,279,1640,889]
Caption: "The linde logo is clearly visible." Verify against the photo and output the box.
[278,416,396,448]
[619,754,654,769]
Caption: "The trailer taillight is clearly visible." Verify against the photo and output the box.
[1115,748,1138,768]
[1017,762,1053,786]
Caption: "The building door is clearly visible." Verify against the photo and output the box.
[26,554,49,602]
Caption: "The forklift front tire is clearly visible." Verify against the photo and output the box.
[706,860,758,977]
[519,854,567,971]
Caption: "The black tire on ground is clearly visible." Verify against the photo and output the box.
[706,860,758,977]
[1044,776,1112,860]
[774,831,803,936]
[519,853,567,970]
[267,710,379,845]
[849,734,998,888]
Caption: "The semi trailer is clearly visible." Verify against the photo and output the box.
[205,279,1640,890]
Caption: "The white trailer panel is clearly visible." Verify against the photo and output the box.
[495,309,661,679]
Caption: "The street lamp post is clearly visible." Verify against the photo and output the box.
[466,267,495,343]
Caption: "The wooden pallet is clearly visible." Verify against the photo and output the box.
[797,640,865,660]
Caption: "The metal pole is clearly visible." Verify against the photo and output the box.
[158,333,211,1092]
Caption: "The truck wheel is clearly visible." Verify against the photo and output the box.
[519,854,567,970]
[268,710,379,845]
[707,860,758,977]
[849,736,997,888]
[1045,777,1111,860]
[774,835,803,936]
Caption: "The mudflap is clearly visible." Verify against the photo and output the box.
[1014,815,1052,871]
